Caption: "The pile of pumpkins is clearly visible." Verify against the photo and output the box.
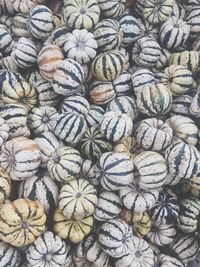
[0,0,200,266]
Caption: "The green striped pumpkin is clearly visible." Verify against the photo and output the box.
[0,167,11,206]
[0,240,20,267]
[157,254,184,267]
[185,7,200,38]
[98,0,125,19]
[0,118,9,147]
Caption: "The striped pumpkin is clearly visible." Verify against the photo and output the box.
[11,0,45,14]
[54,208,93,244]
[179,177,200,198]
[98,219,133,258]
[11,37,37,68]
[147,222,176,247]
[64,29,97,64]
[98,0,125,19]
[0,167,11,206]
[27,5,53,39]
[26,231,72,267]
[47,146,82,183]
[190,91,200,118]
[79,159,98,186]
[52,58,85,96]
[0,137,41,180]
[0,0,15,15]
[134,151,168,190]
[114,137,143,159]
[171,95,192,116]
[136,83,172,116]
[159,16,190,49]
[161,65,193,95]
[172,1,186,18]
[119,180,161,212]
[0,198,46,247]
[34,131,63,168]
[181,0,200,11]
[0,70,24,88]
[63,0,100,30]
[100,111,133,142]
[136,118,173,151]
[113,71,133,96]
[0,118,9,147]
[120,209,151,237]
[93,19,123,51]
[0,26,13,55]
[51,25,68,50]
[143,0,174,24]
[185,7,200,38]
[95,152,134,191]
[18,174,59,214]
[157,254,184,267]
[86,105,105,127]
[132,37,161,67]
[154,48,171,70]
[0,55,18,72]
[80,126,113,162]
[119,47,130,71]
[0,240,20,267]
[58,179,97,220]
[91,50,124,81]
[53,112,87,144]
[73,239,93,267]
[94,191,122,221]
[11,13,31,37]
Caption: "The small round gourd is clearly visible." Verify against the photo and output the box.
[64,29,97,64]
[0,167,11,206]
[185,7,200,38]
[52,58,85,96]
[79,159,98,186]
[11,0,45,14]
[95,152,134,191]
[98,219,133,258]
[11,13,31,38]
[136,118,173,151]
[100,111,133,142]
[0,118,9,147]
[0,240,20,267]
[0,0,15,15]
[92,50,124,81]
[171,95,192,116]
[98,0,125,19]
[86,105,105,127]
[62,94,90,117]
[157,254,184,267]
[113,71,133,96]
[94,191,122,221]
[0,26,13,55]
[136,83,172,116]
[0,198,46,247]
[0,137,41,180]
[54,208,93,244]
[189,91,200,118]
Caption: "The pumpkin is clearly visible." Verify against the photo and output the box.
[119,180,161,212]
[86,105,105,126]
[100,111,133,142]
[185,7,200,38]
[26,231,72,267]
[95,152,134,191]
[143,0,173,24]
[11,37,37,68]
[11,13,31,38]
[37,45,64,82]
[53,112,87,144]
[98,219,133,258]
[79,159,98,186]
[47,146,82,183]
[132,37,161,67]
[153,48,171,71]
[0,26,13,55]
[0,118,9,147]
[171,95,192,116]
[190,91,200,117]
[179,177,200,198]
[34,131,63,168]
[119,48,130,71]
[0,240,20,267]
[51,25,68,50]
[172,1,186,19]
[52,58,85,96]
[27,5,53,39]
[166,115,198,145]
[93,19,123,51]
[18,174,59,215]
[94,190,121,221]
[161,65,193,96]
[134,151,168,190]
[0,198,46,247]
[157,254,184,267]
[181,0,200,11]
[98,0,125,19]
[120,209,151,237]
[91,50,124,81]
[0,137,41,180]
[11,0,45,14]
[136,83,172,116]
[136,118,173,152]
[0,55,18,72]
[0,0,15,15]
[63,0,100,30]
[113,71,133,96]
[54,208,93,244]
[0,167,11,206]
[73,239,94,267]
[64,29,97,64]
[159,16,190,49]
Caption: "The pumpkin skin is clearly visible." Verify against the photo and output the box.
[0,240,21,267]
[12,13,31,38]
[179,177,200,198]
[11,0,45,14]
[0,137,41,180]
[113,71,133,96]
[157,254,184,267]
[0,118,9,147]
[98,219,133,258]
[79,159,98,186]
[0,26,13,55]
[0,198,46,247]
[114,137,141,159]
[171,95,192,116]
[185,7,200,38]
[54,208,93,244]
[26,231,72,267]
[190,91,200,118]
[86,105,105,127]
[0,167,11,206]
[98,0,125,19]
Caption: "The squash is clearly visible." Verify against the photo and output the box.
[0,55,18,72]
[0,137,41,180]
[0,26,13,55]
[37,45,64,82]
[0,167,11,206]
[190,91,200,117]
[179,177,200,198]
[93,19,123,51]
[0,0,15,15]
[159,16,190,49]
[27,5,53,39]
[0,240,20,267]
[54,208,93,244]
[136,118,173,152]
[51,25,68,50]
[95,152,134,191]
[79,159,98,186]
[0,118,9,147]
[100,111,133,142]
[63,0,100,30]
[98,219,133,258]
[136,83,172,116]
[0,198,46,247]
[181,0,200,11]
[98,0,125,19]
[171,95,192,116]
[86,105,105,126]
[113,71,133,96]
[52,58,85,96]
[26,231,72,267]
[47,146,82,183]
[185,7,200,38]
[64,29,97,64]
[92,50,124,81]
[11,13,31,38]
[172,1,185,19]
[153,48,171,71]
[94,190,121,221]
[11,0,45,14]
[157,254,184,267]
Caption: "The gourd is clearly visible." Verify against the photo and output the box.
[114,137,142,159]
[11,13,31,38]
[157,254,184,267]
[86,105,105,126]
[0,26,13,55]
[11,0,45,14]
[179,177,200,198]
[79,159,98,186]
[171,95,192,116]
[0,167,11,206]
[0,118,9,146]
[113,71,133,96]
[0,240,20,267]
[185,7,200,38]
[98,0,125,19]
